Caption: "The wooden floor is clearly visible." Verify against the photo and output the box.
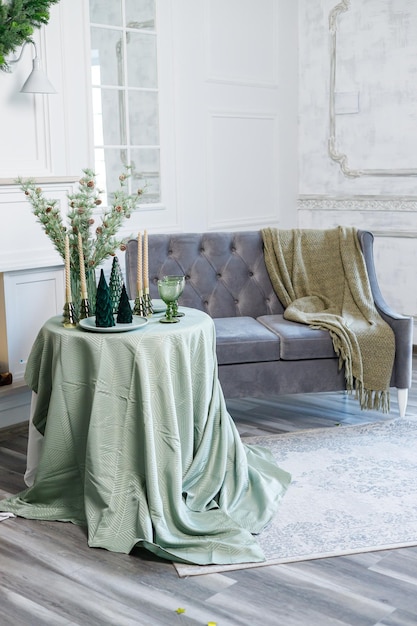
[1,365,417,626]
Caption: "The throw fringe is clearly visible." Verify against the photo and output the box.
[355,379,391,414]
[333,331,390,413]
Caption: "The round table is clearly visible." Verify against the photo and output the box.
[0,309,290,566]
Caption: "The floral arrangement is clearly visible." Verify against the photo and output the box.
[18,167,143,274]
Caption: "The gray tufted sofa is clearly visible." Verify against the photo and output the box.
[125,230,413,416]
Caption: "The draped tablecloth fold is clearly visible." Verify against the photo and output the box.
[0,311,290,566]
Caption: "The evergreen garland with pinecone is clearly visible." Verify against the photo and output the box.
[18,167,143,278]
[0,0,60,71]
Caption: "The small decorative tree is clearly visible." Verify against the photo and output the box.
[117,285,133,324]
[109,256,124,313]
[95,270,115,328]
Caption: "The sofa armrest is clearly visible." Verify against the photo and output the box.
[358,230,413,390]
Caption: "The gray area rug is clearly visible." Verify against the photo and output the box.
[175,417,417,577]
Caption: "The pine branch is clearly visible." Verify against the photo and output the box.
[17,168,143,272]
[0,0,60,71]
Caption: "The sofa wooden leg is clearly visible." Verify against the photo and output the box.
[397,388,408,417]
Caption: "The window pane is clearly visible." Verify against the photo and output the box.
[90,2,160,205]
[98,149,154,201]
[91,28,125,87]
[126,32,157,88]
[92,88,126,145]
[90,0,122,26]
[100,148,129,198]
[126,0,155,30]
[130,148,160,202]
[94,148,109,205]
[128,91,159,145]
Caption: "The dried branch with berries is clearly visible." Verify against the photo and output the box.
[17,168,143,274]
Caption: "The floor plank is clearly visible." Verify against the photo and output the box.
[0,362,417,626]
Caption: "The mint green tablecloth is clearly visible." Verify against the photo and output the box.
[0,310,291,566]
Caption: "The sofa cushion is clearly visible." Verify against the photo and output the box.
[125,232,284,318]
[214,317,280,365]
[257,314,336,360]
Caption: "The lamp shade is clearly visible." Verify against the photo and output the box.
[20,57,56,94]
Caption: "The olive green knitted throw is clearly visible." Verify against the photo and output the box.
[261,226,395,412]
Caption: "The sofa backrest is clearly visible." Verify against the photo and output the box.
[125,231,285,318]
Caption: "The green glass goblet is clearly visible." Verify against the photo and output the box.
[162,275,185,317]
[157,279,182,323]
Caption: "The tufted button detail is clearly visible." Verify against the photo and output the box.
[231,246,236,252]
[185,275,190,280]
[168,249,173,255]
[248,271,254,277]
[216,273,222,278]
[204,300,209,305]
[200,247,205,253]
[234,299,239,304]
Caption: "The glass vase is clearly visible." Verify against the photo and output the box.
[70,268,97,319]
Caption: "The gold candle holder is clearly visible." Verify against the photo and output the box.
[63,302,78,328]
[63,234,77,327]
[78,232,91,319]
[143,289,153,317]
[133,291,146,316]
[80,299,91,319]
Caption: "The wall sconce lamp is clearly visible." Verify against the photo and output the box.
[10,41,56,94]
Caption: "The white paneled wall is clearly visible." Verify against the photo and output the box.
[0,181,76,273]
[0,0,91,419]
[0,267,64,380]
[0,0,92,181]
[172,0,298,232]
[207,112,278,228]
[205,0,278,85]
[0,0,299,426]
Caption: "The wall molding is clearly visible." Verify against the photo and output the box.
[207,110,279,230]
[298,194,417,238]
[298,194,417,212]
[328,0,417,178]
[204,0,279,88]
[0,176,79,186]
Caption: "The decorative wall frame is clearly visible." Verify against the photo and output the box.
[328,0,417,178]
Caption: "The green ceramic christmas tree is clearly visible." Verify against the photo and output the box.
[95,270,115,328]
[109,256,124,313]
[117,285,133,324]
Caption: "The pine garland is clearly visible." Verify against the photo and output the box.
[18,167,144,275]
[0,0,61,71]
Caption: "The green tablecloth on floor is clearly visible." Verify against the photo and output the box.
[0,310,290,565]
